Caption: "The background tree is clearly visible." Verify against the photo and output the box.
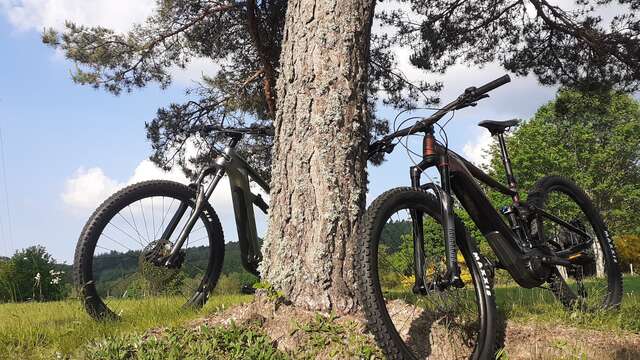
[382,0,640,92]
[0,246,69,302]
[42,0,427,179]
[44,0,640,313]
[616,235,640,272]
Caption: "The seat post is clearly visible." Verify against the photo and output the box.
[496,133,520,203]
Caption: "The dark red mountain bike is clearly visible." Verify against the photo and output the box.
[357,75,622,359]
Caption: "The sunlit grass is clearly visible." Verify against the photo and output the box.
[0,294,251,359]
[383,275,640,333]
[1,277,638,358]
[495,274,640,333]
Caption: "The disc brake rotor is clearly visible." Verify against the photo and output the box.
[139,239,184,293]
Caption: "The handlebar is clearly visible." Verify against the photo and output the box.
[368,74,511,157]
[475,74,511,95]
[198,124,275,137]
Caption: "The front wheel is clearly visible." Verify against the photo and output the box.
[74,180,225,320]
[357,188,497,360]
[528,175,623,311]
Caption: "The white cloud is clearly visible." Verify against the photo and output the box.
[462,130,494,167]
[61,167,122,210]
[127,159,188,185]
[0,0,155,32]
[0,0,219,84]
[169,57,221,87]
[60,157,271,242]
[61,160,187,211]
[61,160,188,211]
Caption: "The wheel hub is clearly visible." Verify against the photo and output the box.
[139,239,184,291]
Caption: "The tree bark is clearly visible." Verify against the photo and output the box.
[260,0,376,314]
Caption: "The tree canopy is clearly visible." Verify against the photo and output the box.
[42,0,640,177]
[0,246,69,302]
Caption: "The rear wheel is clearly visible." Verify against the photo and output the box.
[74,180,225,320]
[357,188,497,359]
[528,176,622,311]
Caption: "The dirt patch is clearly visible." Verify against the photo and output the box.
[143,294,639,359]
[502,322,640,359]
[187,291,374,356]
[385,299,477,359]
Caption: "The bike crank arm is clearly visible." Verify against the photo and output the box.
[541,251,594,268]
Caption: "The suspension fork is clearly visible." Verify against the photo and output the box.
[163,165,226,267]
[411,127,462,293]
[410,165,428,294]
[436,153,463,288]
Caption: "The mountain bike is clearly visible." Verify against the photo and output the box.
[357,75,623,359]
[74,125,273,320]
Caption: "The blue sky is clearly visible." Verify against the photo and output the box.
[0,1,559,263]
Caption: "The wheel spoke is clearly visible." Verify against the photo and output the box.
[80,185,219,321]
[108,220,145,247]
[117,213,146,245]
[128,206,146,243]
[140,200,151,242]
[101,232,134,252]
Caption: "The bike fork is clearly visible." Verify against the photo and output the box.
[435,154,463,288]
[163,166,226,267]
[411,130,463,293]
[410,166,428,294]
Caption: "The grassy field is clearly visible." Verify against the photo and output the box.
[495,274,640,333]
[0,277,638,359]
[0,295,251,359]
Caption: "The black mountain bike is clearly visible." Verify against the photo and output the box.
[357,75,623,359]
[74,125,272,320]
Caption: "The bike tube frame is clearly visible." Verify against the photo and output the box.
[165,145,269,277]
[415,140,545,288]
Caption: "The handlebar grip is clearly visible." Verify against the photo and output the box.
[475,74,511,95]
[259,127,275,136]
[200,124,222,132]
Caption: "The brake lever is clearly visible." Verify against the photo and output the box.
[368,138,393,156]
[455,94,490,110]
[384,142,396,153]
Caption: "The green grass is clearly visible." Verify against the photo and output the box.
[0,294,251,359]
[1,277,638,359]
[85,324,290,360]
[495,274,640,333]
[85,312,382,360]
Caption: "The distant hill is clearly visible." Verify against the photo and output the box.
[89,241,256,286]
[76,221,412,293]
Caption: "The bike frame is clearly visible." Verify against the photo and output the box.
[411,127,592,289]
[163,137,268,276]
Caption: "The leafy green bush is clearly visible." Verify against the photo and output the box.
[0,246,69,302]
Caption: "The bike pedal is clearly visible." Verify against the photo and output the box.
[240,284,256,295]
[568,252,594,266]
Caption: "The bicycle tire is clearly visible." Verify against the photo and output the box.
[74,180,225,320]
[528,175,623,310]
[357,187,497,359]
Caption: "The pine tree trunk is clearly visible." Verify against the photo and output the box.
[260,0,376,314]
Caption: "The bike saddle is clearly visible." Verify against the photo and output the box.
[478,119,520,135]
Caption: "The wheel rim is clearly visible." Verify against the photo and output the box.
[540,187,613,310]
[89,192,214,316]
[374,203,483,359]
